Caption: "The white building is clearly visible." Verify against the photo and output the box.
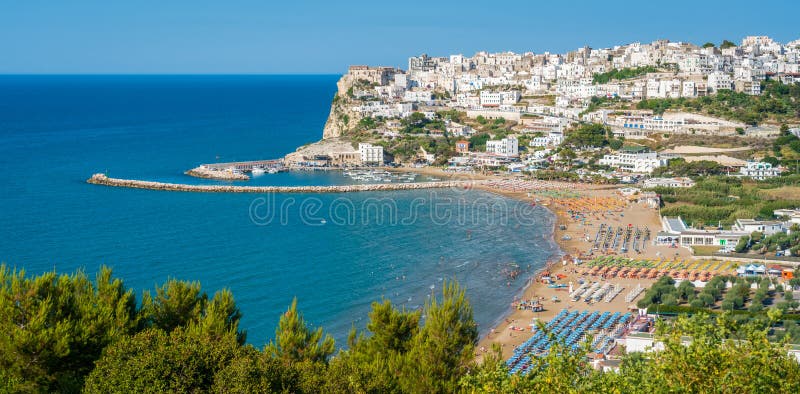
[707,72,734,92]
[615,115,685,133]
[529,130,564,147]
[486,136,519,156]
[479,91,520,107]
[599,151,668,173]
[774,209,800,225]
[446,122,474,137]
[735,79,762,96]
[394,73,408,89]
[642,177,696,188]
[738,161,781,180]
[682,81,698,97]
[732,219,784,236]
[403,90,433,103]
[529,136,550,148]
[358,143,384,164]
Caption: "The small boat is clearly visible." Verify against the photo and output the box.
[320,219,327,224]
[267,168,279,174]
[251,167,266,176]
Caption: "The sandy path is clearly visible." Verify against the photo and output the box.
[662,146,752,154]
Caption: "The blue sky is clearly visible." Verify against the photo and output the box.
[2,0,799,74]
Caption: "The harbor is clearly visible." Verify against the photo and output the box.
[186,159,287,181]
[341,169,441,183]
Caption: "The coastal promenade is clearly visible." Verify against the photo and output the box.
[87,173,475,193]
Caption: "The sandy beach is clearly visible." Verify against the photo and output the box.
[466,178,693,362]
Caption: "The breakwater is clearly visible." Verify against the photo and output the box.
[87,173,476,193]
[186,166,249,181]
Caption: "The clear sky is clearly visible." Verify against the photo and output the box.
[2,0,799,74]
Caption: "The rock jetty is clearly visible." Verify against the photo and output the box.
[186,166,249,181]
[87,173,475,193]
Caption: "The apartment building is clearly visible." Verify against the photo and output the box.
[486,136,519,156]
[599,148,669,173]
[707,71,734,92]
[738,161,781,180]
[479,91,521,107]
[358,143,384,164]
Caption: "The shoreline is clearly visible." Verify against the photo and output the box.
[472,184,572,351]
[469,179,693,362]
[479,200,564,343]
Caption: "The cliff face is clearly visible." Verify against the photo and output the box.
[321,73,362,139]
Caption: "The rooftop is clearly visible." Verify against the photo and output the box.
[664,217,688,232]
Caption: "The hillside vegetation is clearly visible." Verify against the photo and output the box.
[653,176,800,227]
[592,66,660,84]
[2,266,800,393]
[637,80,800,125]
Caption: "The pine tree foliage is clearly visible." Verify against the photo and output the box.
[3,265,800,393]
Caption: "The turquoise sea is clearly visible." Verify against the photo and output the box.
[0,75,560,345]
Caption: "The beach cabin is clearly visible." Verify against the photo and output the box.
[768,265,784,276]
[738,264,767,277]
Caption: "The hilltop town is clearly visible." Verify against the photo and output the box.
[284,35,800,185]
[273,34,800,284]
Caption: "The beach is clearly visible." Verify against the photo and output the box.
[469,177,693,362]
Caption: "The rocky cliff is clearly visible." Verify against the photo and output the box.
[321,73,363,139]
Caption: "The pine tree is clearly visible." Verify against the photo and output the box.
[402,281,478,393]
[140,279,207,332]
[267,298,334,363]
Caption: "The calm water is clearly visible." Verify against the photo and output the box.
[0,75,560,345]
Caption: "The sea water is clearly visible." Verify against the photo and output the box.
[0,75,560,345]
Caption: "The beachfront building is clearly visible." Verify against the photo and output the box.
[358,143,384,164]
[642,177,696,188]
[738,161,781,180]
[486,136,519,157]
[656,216,749,248]
[467,152,515,168]
[330,151,361,166]
[599,147,669,174]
